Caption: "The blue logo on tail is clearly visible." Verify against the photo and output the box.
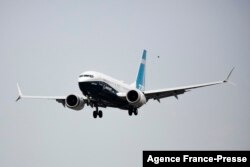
[136,50,147,91]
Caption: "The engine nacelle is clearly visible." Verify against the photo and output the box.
[126,90,146,108]
[65,94,85,111]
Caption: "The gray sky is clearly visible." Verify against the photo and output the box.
[1,0,250,166]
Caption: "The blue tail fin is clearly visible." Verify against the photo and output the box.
[135,50,147,91]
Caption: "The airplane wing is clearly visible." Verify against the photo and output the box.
[144,68,234,101]
[16,83,68,106]
[15,83,107,108]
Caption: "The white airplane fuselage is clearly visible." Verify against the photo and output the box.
[78,71,145,110]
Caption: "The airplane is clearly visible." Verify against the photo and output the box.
[16,50,234,118]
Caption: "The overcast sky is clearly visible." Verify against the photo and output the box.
[1,0,250,167]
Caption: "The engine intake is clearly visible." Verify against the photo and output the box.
[66,94,85,111]
[126,90,146,108]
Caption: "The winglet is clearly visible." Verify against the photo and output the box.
[16,83,23,102]
[224,67,235,83]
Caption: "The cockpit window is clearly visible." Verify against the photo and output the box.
[79,74,94,78]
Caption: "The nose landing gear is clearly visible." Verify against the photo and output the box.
[93,106,103,118]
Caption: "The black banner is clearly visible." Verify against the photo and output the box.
[143,151,249,167]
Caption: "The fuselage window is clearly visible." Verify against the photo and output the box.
[79,74,94,78]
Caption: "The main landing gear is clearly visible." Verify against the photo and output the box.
[128,107,138,116]
[93,106,103,118]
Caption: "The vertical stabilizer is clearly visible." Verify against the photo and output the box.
[135,50,147,91]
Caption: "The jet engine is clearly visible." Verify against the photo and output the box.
[65,94,85,111]
[126,90,146,108]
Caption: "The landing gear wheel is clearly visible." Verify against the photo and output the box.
[128,108,138,116]
[99,110,103,118]
[128,109,133,116]
[134,109,138,115]
[93,111,98,118]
